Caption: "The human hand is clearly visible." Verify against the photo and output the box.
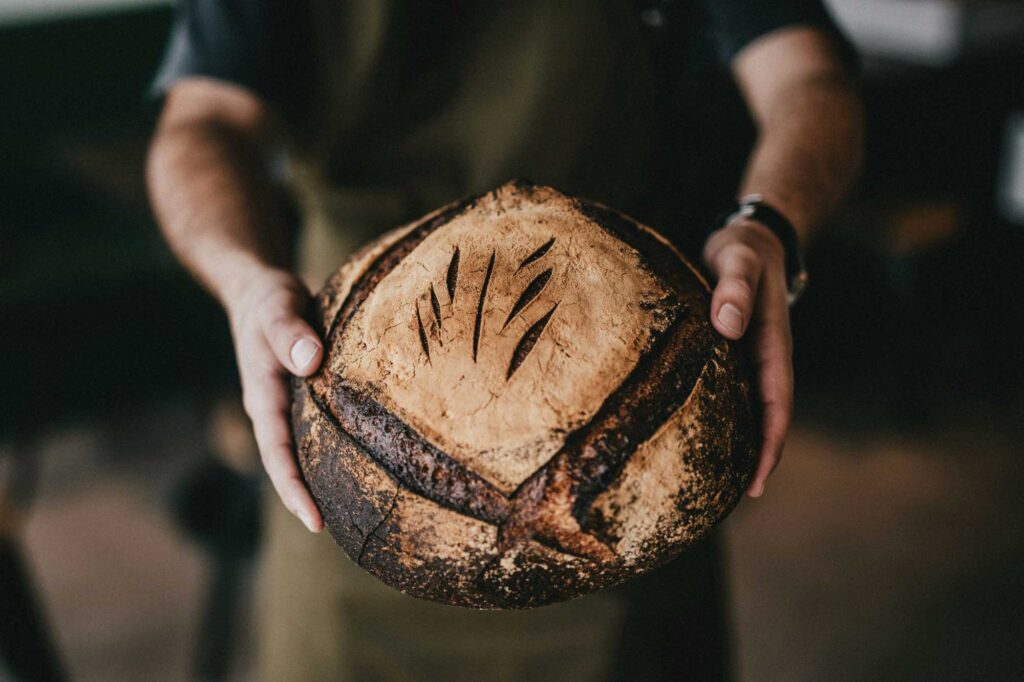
[702,220,794,498]
[225,266,325,531]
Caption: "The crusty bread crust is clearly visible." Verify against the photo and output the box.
[292,180,756,609]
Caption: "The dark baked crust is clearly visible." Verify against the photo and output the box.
[291,180,756,609]
[323,384,510,524]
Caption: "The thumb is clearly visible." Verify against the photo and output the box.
[709,246,762,340]
[261,308,323,377]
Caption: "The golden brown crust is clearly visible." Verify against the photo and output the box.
[321,183,681,494]
[292,180,756,609]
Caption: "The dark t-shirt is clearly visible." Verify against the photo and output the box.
[152,0,854,119]
[151,1,855,256]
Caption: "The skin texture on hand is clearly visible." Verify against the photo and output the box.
[714,26,863,497]
[225,267,326,532]
[703,220,793,498]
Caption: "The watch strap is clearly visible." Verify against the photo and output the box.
[713,194,808,304]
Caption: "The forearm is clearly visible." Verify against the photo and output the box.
[733,27,864,244]
[702,29,863,495]
[739,74,863,242]
[147,115,287,308]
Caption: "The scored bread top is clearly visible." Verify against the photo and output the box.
[313,183,700,493]
[295,181,756,608]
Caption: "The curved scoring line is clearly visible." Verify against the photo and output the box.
[502,267,553,331]
[497,202,719,553]
[496,308,722,564]
[307,384,596,563]
[473,251,496,363]
[415,301,430,361]
[515,236,555,273]
[446,246,461,302]
[575,200,699,298]
[507,303,558,380]
[308,384,510,525]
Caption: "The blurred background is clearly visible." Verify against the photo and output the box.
[1,1,1022,680]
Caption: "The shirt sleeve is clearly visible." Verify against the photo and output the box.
[148,0,312,117]
[700,0,858,67]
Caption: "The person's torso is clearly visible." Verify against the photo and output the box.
[288,0,660,278]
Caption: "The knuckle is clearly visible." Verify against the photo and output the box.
[257,295,298,327]
[241,392,259,420]
[265,442,291,462]
[721,275,755,301]
[257,441,283,470]
[722,243,760,270]
[702,229,728,260]
[242,390,276,422]
[262,310,298,337]
[256,445,276,469]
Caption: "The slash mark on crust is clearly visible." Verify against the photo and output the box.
[502,268,552,331]
[429,284,443,344]
[446,247,460,303]
[515,237,555,273]
[473,251,495,362]
[508,304,558,379]
[416,301,430,361]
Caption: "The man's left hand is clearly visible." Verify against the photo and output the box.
[702,219,794,498]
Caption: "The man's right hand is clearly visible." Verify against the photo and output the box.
[148,79,327,532]
[225,265,325,533]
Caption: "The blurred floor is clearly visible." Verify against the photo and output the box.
[726,410,1024,680]
[9,402,256,681]
[7,398,1023,681]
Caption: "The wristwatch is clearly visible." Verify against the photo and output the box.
[715,194,809,305]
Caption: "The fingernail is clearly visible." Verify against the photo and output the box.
[717,303,744,336]
[290,338,320,370]
[296,509,317,532]
[748,481,765,498]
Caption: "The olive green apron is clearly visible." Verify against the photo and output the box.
[261,2,726,679]
[289,0,656,285]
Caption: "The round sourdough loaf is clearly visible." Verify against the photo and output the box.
[291,180,756,609]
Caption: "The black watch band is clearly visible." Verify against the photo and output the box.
[712,194,809,304]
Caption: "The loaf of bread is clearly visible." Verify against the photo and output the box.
[291,180,756,609]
